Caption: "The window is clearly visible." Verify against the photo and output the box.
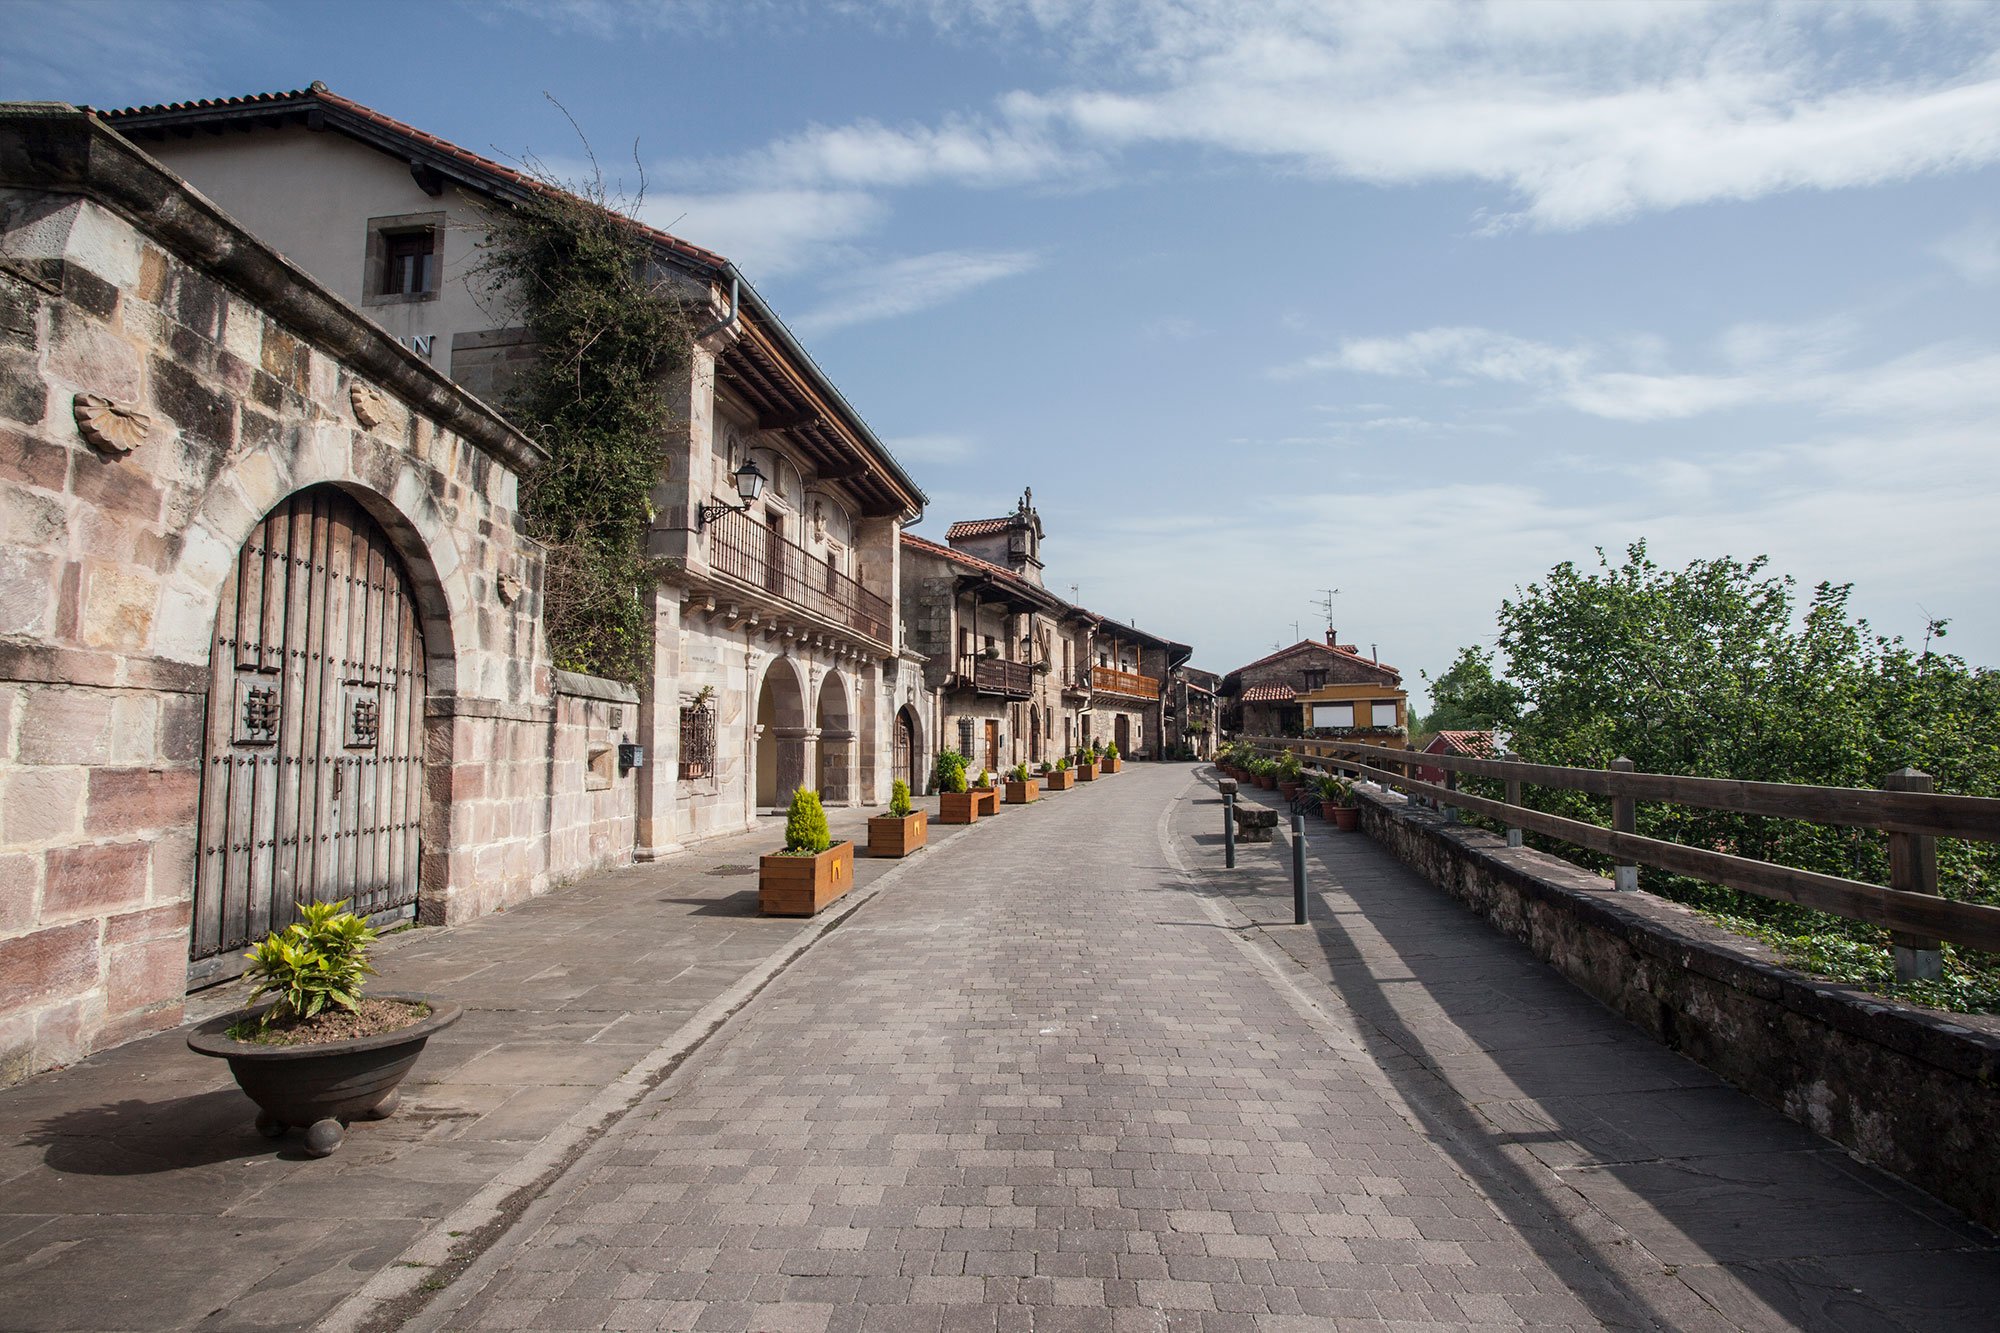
[1301,669,1328,691]
[382,229,435,296]
[824,551,838,593]
[678,703,716,780]
[958,718,975,758]
[1371,701,1400,728]
[1312,703,1355,729]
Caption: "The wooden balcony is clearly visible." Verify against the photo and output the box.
[961,655,1033,698]
[1092,665,1160,700]
[703,509,893,644]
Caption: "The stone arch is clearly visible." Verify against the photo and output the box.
[754,655,810,809]
[816,668,854,804]
[895,703,924,793]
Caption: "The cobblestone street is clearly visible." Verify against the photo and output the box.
[417,765,1997,1332]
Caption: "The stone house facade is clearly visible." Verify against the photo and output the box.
[0,107,637,1082]
[102,85,929,853]
[1220,632,1404,739]
[900,492,1189,780]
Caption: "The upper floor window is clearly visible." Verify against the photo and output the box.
[383,229,435,296]
[363,211,445,307]
[1301,668,1328,691]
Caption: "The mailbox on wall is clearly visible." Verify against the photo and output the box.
[619,743,645,772]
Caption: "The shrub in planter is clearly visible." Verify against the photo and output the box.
[1046,755,1075,790]
[869,777,927,857]
[1102,740,1123,773]
[187,900,459,1157]
[1277,751,1304,799]
[938,749,978,824]
[1316,774,1361,829]
[1005,761,1039,804]
[761,788,854,915]
[973,767,1001,815]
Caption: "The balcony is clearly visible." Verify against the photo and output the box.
[960,654,1033,698]
[1092,665,1160,700]
[703,508,893,644]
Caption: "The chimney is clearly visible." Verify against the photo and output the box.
[1325,627,1337,647]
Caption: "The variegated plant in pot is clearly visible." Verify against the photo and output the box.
[187,900,459,1158]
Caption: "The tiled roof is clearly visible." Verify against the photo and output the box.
[901,532,1050,600]
[945,516,1014,540]
[97,86,732,271]
[1429,730,1499,757]
[1227,639,1400,681]
[1240,684,1297,703]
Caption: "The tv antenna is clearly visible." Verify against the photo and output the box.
[1313,588,1340,632]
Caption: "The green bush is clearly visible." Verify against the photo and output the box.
[784,787,831,855]
[242,900,378,1027]
[936,749,968,794]
[1314,773,1355,805]
[1009,762,1029,783]
[1277,751,1303,782]
[1105,740,1120,759]
[1055,756,1070,771]
[976,768,993,789]
[889,779,911,818]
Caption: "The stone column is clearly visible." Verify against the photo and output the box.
[633,585,684,860]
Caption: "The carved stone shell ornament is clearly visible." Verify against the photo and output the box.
[497,572,524,606]
[72,393,152,456]
[349,382,390,429]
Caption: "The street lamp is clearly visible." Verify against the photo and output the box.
[697,459,767,530]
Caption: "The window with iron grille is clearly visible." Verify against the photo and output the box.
[678,703,716,780]
[958,717,975,757]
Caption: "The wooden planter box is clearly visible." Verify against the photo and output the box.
[1004,779,1039,804]
[940,791,979,824]
[759,841,855,916]
[1102,756,1123,773]
[1077,762,1100,782]
[973,787,1001,816]
[867,811,927,857]
[1045,769,1075,791]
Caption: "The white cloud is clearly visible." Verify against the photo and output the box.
[1931,218,2000,283]
[883,432,977,464]
[789,248,1043,334]
[727,118,1081,190]
[1285,321,2000,425]
[635,189,885,280]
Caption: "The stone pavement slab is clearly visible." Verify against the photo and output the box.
[1179,774,2000,1332]
[0,797,988,1333]
[422,764,1696,1332]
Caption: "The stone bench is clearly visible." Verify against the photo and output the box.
[1234,805,1278,842]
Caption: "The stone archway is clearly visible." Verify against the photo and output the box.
[816,670,854,805]
[754,657,809,809]
[894,704,922,793]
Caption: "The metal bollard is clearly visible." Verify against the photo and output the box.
[1223,790,1236,869]
[1291,812,1307,924]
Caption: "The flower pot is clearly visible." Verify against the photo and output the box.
[1045,769,1075,791]
[1004,779,1039,804]
[973,787,1001,816]
[868,810,927,857]
[940,791,979,824]
[187,993,461,1158]
[1102,756,1122,773]
[1256,775,1275,790]
[1319,800,1338,821]
[1332,806,1359,831]
[759,840,855,916]
[1278,781,1301,800]
[1077,762,1099,782]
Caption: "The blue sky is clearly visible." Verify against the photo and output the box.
[11,0,1999,699]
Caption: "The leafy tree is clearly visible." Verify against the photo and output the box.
[1418,646,1523,734]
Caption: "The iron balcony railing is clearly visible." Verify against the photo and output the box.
[703,509,892,644]
[961,654,1033,698]
[1092,665,1161,700]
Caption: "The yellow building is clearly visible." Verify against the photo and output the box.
[1295,681,1408,738]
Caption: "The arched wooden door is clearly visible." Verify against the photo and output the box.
[1115,713,1132,756]
[893,707,915,791]
[190,487,426,986]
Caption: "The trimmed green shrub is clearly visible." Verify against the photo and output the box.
[784,787,831,855]
[889,779,911,818]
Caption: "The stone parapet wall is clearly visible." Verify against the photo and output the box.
[1352,787,2000,1230]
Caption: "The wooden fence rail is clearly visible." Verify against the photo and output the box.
[1237,735,2000,957]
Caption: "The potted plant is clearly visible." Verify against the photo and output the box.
[937,750,978,824]
[1102,740,1123,773]
[1318,773,1361,830]
[1250,757,1277,789]
[1277,751,1304,799]
[972,766,1001,816]
[1075,746,1100,781]
[759,787,855,916]
[1046,755,1075,790]
[1004,761,1039,804]
[186,900,460,1158]
[868,778,927,857]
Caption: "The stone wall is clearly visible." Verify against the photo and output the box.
[548,671,639,881]
[1351,786,2000,1230]
[0,108,602,1082]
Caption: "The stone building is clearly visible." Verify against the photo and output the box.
[900,491,1189,778]
[1220,632,1405,739]
[99,84,929,853]
[0,107,634,1081]
[1165,666,1220,759]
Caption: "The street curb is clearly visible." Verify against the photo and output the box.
[314,813,997,1333]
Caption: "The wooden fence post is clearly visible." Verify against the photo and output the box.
[1610,756,1638,891]
[1404,742,1417,805]
[1443,767,1459,823]
[1503,752,1523,848]
[1885,767,1942,982]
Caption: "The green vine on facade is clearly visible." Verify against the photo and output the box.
[474,165,690,685]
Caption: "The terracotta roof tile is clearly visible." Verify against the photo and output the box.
[1430,730,1499,757]
[944,516,1014,539]
[1227,638,1400,681]
[1240,684,1298,703]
